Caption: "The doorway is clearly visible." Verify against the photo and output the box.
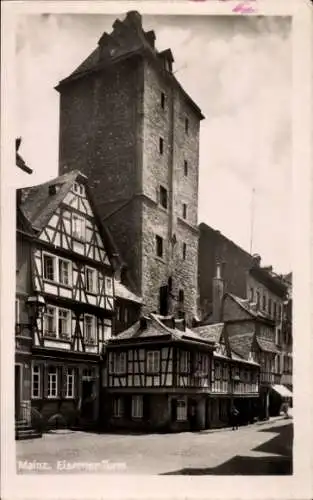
[81,380,94,420]
[15,365,21,420]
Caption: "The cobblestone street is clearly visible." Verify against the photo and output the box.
[16,417,292,475]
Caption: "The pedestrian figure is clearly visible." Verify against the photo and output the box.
[230,406,239,430]
[281,401,289,419]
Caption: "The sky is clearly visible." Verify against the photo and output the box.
[15,13,292,274]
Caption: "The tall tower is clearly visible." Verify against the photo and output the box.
[56,11,204,325]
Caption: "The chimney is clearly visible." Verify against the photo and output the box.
[212,262,224,323]
[145,30,156,48]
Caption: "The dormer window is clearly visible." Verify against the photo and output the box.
[73,182,85,196]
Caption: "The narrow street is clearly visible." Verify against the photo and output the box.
[16,417,292,475]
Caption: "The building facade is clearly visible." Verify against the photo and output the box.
[15,171,141,435]
[198,223,292,401]
[56,11,204,325]
[102,313,260,432]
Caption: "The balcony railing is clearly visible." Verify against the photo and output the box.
[260,371,281,385]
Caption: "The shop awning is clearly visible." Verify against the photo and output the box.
[271,384,293,398]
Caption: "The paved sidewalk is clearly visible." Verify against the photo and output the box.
[16,417,293,475]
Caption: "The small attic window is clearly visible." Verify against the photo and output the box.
[73,182,85,196]
[48,184,60,196]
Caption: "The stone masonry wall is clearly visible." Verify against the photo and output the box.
[58,57,144,292]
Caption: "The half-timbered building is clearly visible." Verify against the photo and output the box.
[222,293,283,419]
[16,170,142,434]
[102,313,260,431]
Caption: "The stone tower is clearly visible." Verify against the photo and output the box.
[56,11,204,325]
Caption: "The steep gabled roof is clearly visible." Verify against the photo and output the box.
[114,279,143,304]
[56,12,204,120]
[110,313,216,348]
[228,332,255,360]
[17,170,121,267]
[192,323,224,344]
[256,337,280,354]
[18,170,79,232]
[226,293,273,322]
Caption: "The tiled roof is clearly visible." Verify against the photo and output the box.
[114,280,142,304]
[256,337,280,354]
[192,323,224,343]
[19,170,80,231]
[228,333,255,360]
[111,314,216,347]
[227,293,272,321]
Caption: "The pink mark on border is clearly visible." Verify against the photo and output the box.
[189,0,257,11]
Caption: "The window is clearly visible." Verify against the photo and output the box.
[184,160,188,176]
[159,186,168,209]
[277,304,282,321]
[256,291,260,308]
[161,92,165,109]
[147,351,160,373]
[156,235,163,258]
[105,277,113,295]
[182,242,187,260]
[124,308,128,324]
[86,267,96,293]
[84,315,96,344]
[176,399,187,421]
[269,298,272,316]
[159,137,164,155]
[43,254,55,281]
[44,306,57,337]
[58,308,71,339]
[43,254,71,285]
[131,395,143,418]
[185,117,189,134]
[31,365,41,398]
[59,259,70,286]
[103,319,112,341]
[115,352,126,374]
[179,351,188,373]
[47,366,58,398]
[72,214,85,240]
[273,302,277,319]
[66,368,75,398]
[116,306,121,322]
[250,288,254,301]
[178,289,184,303]
[262,294,267,311]
[277,328,282,345]
[182,203,187,219]
[113,397,124,417]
